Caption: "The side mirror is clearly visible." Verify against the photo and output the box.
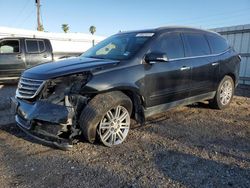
[144,52,168,64]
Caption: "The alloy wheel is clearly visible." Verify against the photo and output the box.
[219,80,233,105]
[98,105,130,147]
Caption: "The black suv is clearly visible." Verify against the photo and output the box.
[11,27,241,149]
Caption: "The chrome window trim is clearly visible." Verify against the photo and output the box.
[168,48,230,62]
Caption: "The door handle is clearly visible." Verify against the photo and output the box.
[43,54,48,58]
[212,62,219,66]
[16,54,22,59]
[180,66,191,71]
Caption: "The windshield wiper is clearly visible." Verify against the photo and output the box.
[88,56,106,59]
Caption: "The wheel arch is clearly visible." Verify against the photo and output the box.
[119,89,146,124]
[81,83,146,124]
[225,73,236,87]
[219,73,236,88]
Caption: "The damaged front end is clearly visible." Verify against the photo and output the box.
[11,73,92,149]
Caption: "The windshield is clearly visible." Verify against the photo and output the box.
[81,32,154,60]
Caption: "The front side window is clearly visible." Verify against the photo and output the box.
[206,34,229,54]
[182,33,211,57]
[82,32,153,60]
[151,32,185,59]
[0,40,19,54]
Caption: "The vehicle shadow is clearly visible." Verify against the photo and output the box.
[0,84,16,128]
[0,83,54,149]
[186,102,211,109]
[235,84,250,98]
[154,149,250,187]
[0,83,16,111]
[0,123,59,149]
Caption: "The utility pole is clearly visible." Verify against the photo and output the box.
[36,0,42,31]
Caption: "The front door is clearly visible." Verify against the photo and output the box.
[0,39,25,78]
[144,32,192,107]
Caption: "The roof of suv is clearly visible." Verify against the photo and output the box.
[120,26,218,35]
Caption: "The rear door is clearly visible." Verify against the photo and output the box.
[181,32,215,96]
[0,39,25,78]
[144,32,192,107]
[205,33,230,89]
[25,39,52,68]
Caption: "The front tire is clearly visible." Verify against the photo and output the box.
[79,91,132,147]
[209,76,234,110]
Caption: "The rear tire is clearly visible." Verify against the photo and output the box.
[79,91,132,146]
[209,76,234,110]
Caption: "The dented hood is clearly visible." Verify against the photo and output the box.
[22,57,119,80]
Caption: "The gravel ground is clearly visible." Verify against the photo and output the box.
[0,84,249,188]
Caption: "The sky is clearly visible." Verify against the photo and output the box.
[0,0,250,36]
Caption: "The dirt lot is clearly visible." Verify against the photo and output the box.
[0,84,249,188]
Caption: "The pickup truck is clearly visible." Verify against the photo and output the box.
[0,37,77,83]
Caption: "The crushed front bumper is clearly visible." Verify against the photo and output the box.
[11,97,74,150]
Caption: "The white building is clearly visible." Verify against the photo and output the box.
[0,26,105,58]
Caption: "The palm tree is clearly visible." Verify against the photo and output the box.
[38,24,44,31]
[89,26,96,46]
[62,24,69,33]
[89,25,96,35]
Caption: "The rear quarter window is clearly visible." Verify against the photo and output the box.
[206,34,229,54]
[182,33,211,57]
[38,40,45,52]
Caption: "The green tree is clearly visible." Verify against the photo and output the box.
[38,24,44,31]
[89,26,96,46]
[61,24,69,33]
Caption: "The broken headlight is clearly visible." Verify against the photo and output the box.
[40,72,92,104]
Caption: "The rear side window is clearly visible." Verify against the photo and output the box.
[26,39,46,53]
[151,33,185,59]
[26,40,39,53]
[182,33,211,57]
[0,40,20,53]
[206,34,229,54]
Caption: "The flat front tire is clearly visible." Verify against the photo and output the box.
[79,91,132,146]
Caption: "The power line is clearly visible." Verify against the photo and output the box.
[162,8,250,26]
[184,10,250,26]
[12,0,32,26]
[17,9,35,27]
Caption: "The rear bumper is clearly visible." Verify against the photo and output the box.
[11,97,73,150]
